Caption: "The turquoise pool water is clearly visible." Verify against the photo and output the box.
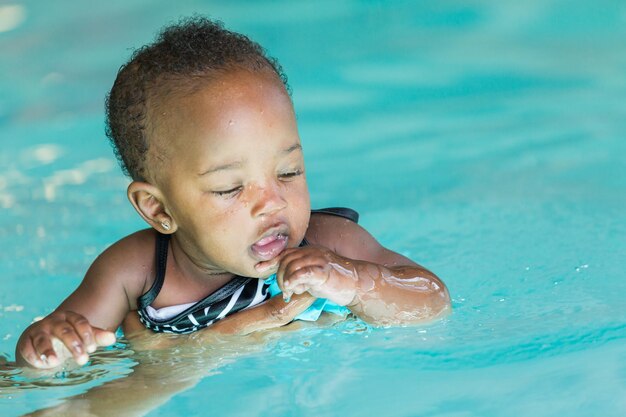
[2,1,626,416]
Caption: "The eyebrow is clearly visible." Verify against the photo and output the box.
[198,143,302,176]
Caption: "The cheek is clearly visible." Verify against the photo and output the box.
[170,189,238,242]
[204,203,247,234]
[286,178,310,208]
[196,207,250,259]
[288,181,311,241]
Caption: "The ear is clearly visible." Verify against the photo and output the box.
[127,181,178,234]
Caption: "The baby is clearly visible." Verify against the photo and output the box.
[15,17,450,369]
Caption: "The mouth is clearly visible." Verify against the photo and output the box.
[250,227,289,262]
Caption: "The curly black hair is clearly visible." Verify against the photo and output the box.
[105,16,290,181]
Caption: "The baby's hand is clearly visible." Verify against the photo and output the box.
[16,311,116,369]
[257,245,359,306]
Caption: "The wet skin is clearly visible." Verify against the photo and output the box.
[15,67,451,370]
[135,67,312,286]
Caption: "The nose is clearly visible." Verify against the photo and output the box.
[250,179,287,218]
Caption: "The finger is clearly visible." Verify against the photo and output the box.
[66,311,97,353]
[277,250,310,291]
[31,333,61,368]
[18,337,46,368]
[93,328,116,347]
[50,324,89,366]
[276,251,303,303]
[51,337,78,364]
[282,256,327,289]
[281,264,323,302]
[255,246,300,273]
[284,266,326,292]
[255,258,279,273]
[290,283,310,295]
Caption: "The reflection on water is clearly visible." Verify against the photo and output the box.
[0,324,346,416]
[0,340,133,391]
[0,5,26,33]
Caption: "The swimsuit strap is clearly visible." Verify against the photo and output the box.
[135,206,359,333]
[137,232,253,314]
[311,207,359,223]
[138,208,357,308]
[137,232,170,309]
[186,276,252,312]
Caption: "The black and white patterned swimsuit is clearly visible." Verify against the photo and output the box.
[136,207,359,334]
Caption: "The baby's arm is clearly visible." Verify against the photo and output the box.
[256,213,451,326]
[15,232,150,368]
[201,293,316,335]
[122,293,316,347]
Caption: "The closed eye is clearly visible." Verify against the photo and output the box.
[212,186,242,197]
[279,169,303,180]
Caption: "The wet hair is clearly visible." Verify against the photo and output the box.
[105,16,289,181]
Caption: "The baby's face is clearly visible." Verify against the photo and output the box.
[153,68,310,278]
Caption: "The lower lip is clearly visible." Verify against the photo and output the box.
[251,234,288,261]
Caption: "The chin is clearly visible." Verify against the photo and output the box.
[236,263,270,279]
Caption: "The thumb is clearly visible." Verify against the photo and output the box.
[93,328,116,347]
[255,258,279,273]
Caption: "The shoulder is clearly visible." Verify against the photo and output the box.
[56,228,159,329]
[85,229,158,305]
[305,210,372,259]
[305,210,417,267]
[99,227,156,258]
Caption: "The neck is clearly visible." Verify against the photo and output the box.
[168,233,235,288]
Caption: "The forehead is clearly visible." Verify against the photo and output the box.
[150,68,298,176]
[190,69,294,139]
